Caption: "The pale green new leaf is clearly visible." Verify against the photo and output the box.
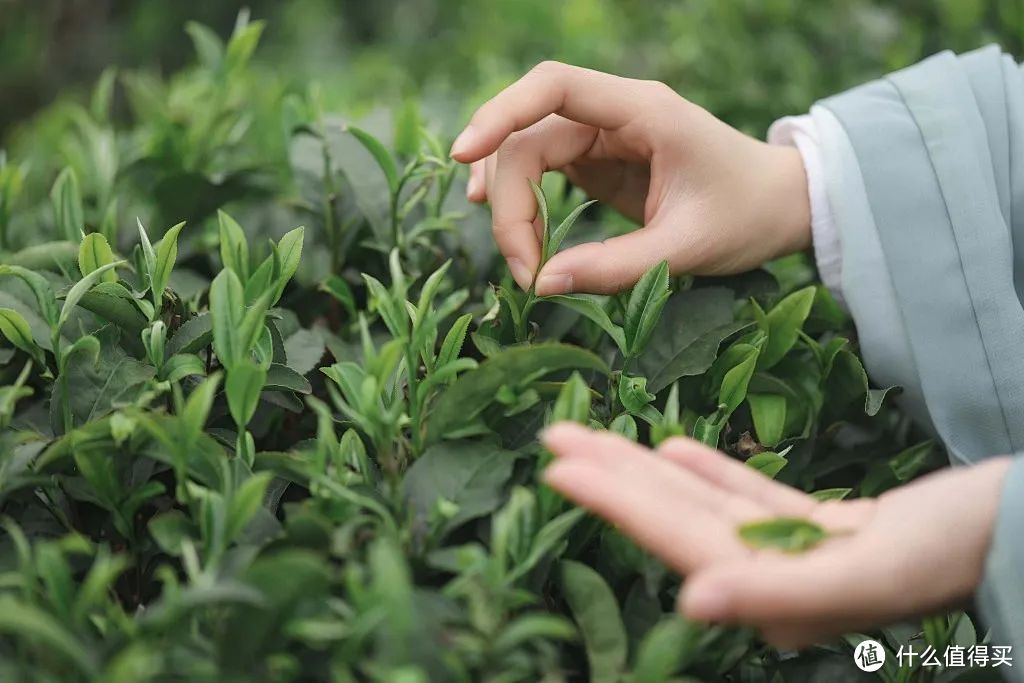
[225,359,266,429]
[78,233,117,283]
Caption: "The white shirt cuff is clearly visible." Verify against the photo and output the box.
[767,115,843,304]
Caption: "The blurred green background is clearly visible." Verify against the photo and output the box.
[3,0,1024,143]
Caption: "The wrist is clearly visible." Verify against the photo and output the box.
[767,143,813,257]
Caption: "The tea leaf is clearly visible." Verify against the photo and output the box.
[77,282,148,335]
[738,517,827,553]
[348,126,399,194]
[758,286,816,369]
[745,451,788,479]
[152,221,186,308]
[226,359,266,428]
[0,307,45,365]
[50,167,84,242]
[78,233,117,283]
[811,488,852,502]
[57,261,124,334]
[0,264,59,328]
[547,199,597,261]
[544,294,627,354]
[560,560,628,683]
[552,371,591,423]
[437,313,472,368]
[403,441,516,538]
[218,210,250,282]
[617,374,655,414]
[272,226,304,303]
[427,343,609,442]
[166,312,213,356]
[718,344,759,416]
[624,261,670,357]
[530,179,551,263]
[632,617,701,682]
[748,393,787,447]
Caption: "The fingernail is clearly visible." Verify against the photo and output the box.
[466,174,480,199]
[507,258,534,290]
[683,584,731,621]
[450,126,476,158]
[535,272,573,296]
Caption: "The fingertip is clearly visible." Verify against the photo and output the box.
[539,421,594,452]
[506,258,535,290]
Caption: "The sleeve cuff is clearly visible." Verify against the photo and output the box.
[978,454,1024,676]
[767,115,844,305]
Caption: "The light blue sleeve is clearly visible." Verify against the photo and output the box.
[814,46,1024,678]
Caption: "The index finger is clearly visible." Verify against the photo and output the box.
[450,61,650,162]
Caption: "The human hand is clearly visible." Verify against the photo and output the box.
[450,61,811,295]
[541,423,1010,648]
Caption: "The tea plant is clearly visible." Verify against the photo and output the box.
[0,15,983,683]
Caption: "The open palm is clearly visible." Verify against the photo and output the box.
[541,423,1008,648]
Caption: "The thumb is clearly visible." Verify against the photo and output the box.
[534,223,676,296]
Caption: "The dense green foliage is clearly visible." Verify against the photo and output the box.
[0,9,995,683]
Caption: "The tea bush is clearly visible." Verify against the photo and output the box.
[0,15,984,683]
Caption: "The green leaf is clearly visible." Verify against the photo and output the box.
[530,179,551,263]
[0,307,45,365]
[552,371,591,423]
[211,269,271,371]
[718,345,759,416]
[637,287,750,393]
[225,359,266,428]
[560,560,628,683]
[224,18,265,73]
[78,233,117,283]
[348,126,399,194]
[76,282,148,335]
[0,264,59,328]
[320,275,356,318]
[58,261,124,334]
[437,313,472,368]
[738,517,827,553]
[152,221,186,308]
[272,226,304,303]
[747,393,787,446]
[890,441,933,482]
[758,286,816,369]
[632,617,702,682]
[0,596,97,675]
[393,97,422,158]
[544,294,627,354]
[403,441,516,538]
[624,261,670,357]
[691,415,722,447]
[136,218,156,290]
[182,373,221,449]
[185,21,225,70]
[166,312,213,356]
[226,472,272,544]
[265,363,312,394]
[811,488,852,502]
[426,343,610,442]
[218,210,250,282]
[609,413,638,440]
[547,199,597,261]
[745,451,788,479]
[162,353,205,383]
[50,167,84,242]
[617,374,655,414]
[50,328,153,432]
[493,614,577,653]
